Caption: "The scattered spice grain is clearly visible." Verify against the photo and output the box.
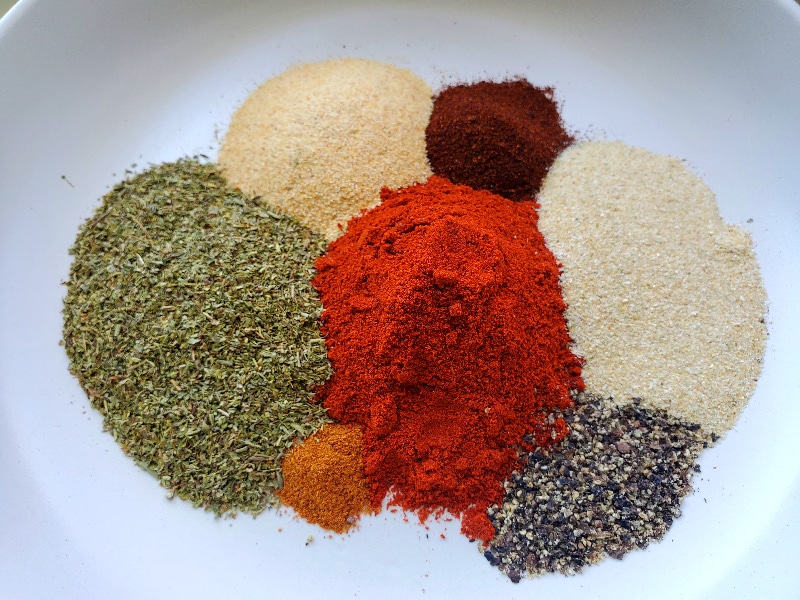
[62,159,332,514]
[537,141,768,435]
[278,423,372,533]
[219,58,433,241]
[426,79,573,200]
[483,393,709,582]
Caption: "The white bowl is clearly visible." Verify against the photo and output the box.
[2,1,799,598]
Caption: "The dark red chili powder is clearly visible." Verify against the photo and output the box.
[425,79,573,200]
[313,176,584,541]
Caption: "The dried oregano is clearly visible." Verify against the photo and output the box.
[62,158,332,515]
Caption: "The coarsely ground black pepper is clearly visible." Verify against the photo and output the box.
[482,393,710,582]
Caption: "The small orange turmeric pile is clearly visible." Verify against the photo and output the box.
[278,423,372,533]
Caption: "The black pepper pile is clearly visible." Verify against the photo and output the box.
[482,393,709,582]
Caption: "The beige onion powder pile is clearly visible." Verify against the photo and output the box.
[537,140,768,435]
[219,58,433,241]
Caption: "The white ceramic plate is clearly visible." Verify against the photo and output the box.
[2,1,799,598]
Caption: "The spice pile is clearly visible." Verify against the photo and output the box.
[426,80,573,199]
[537,141,767,432]
[484,393,709,581]
[62,58,768,584]
[314,175,584,541]
[278,423,370,533]
[62,159,331,513]
[219,58,432,241]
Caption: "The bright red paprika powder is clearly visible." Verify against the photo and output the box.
[313,176,584,541]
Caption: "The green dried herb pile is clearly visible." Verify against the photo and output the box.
[62,159,332,514]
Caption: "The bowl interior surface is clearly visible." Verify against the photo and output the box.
[1,1,799,598]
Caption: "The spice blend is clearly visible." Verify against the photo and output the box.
[426,79,573,200]
[62,60,769,584]
[313,176,584,541]
[62,159,332,514]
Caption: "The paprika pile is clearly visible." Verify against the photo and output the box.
[313,176,584,541]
